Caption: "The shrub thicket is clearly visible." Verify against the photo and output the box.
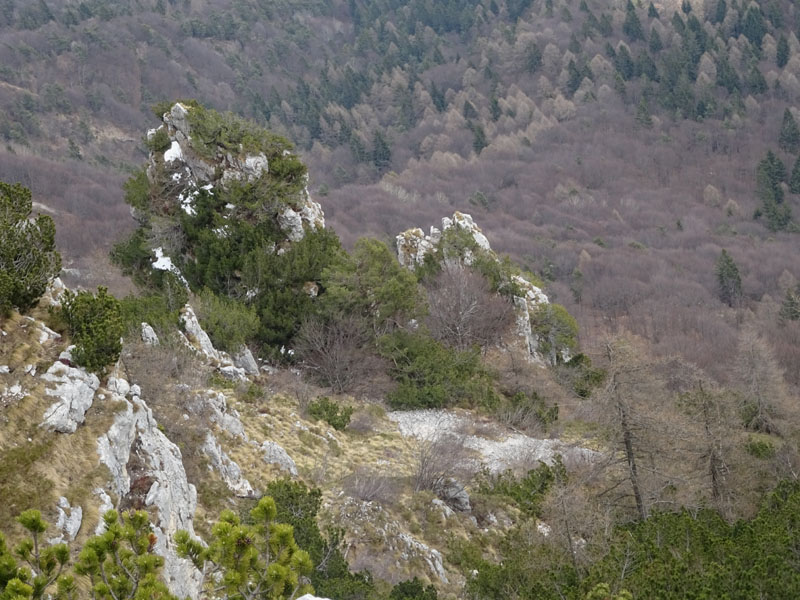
[0,181,61,317]
[57,287,124,372]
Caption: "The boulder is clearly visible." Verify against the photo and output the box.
[435,478,471,512]
[141,322,160,346]
[261,441,298,476]
[40,348,100,433]
[202,433,255,497]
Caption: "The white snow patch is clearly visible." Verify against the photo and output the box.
[152,248,189,287]
[164,140,183,163]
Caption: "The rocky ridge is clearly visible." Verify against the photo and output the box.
[396,211,550,362]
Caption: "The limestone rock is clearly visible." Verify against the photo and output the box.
[261,441,298,476]
[435,478,471,512]
[180,305,221,363]
[40,348,100,433]
[96,380,202,599]
[202,433,255,497]
[395,212,549,362]
[48,497,82,545]
[278,206,305,242]
[233,347,259,376]
[94,488,114,534]
[200,390,247,439]
[141,323,160,346]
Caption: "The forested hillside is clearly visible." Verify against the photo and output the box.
[1,0,800,386]
[1,3,800,597]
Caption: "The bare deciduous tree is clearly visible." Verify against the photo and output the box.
[735,326,790,435]
[294,314,376,393]
[424,263,514,351]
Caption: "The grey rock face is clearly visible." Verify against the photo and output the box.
[261,441,298,476]
[435,478,471,512]
[202,433,255,497]
[40,348,100,433]
[96,381,202,599]
[233,347,259,376]
[141,322,160,346]
[48,497,82,545]
[396,212,550,362]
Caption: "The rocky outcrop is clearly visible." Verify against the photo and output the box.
[179,305,247,380]
[395,211,549,362]
[40,348,100,433]
[141,323,159,346]
[261,441,298,476]
[150,102,324,244]
[339,498,449,584]
[202,433,255,498]
[48,497,82,545]
[233,347,259,376]
[96,374,202,599]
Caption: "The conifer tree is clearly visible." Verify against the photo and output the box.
[647,2,658,18]
[777,34,790,68]
[779,108,800,154]
[635,97,653,128]
[790,155,800,194]
[0,181,61,317]
[715,249,742,307]
[649,27,663,53]
[622,0,644,42]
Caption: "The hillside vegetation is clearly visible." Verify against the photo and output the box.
[1,1,800,598]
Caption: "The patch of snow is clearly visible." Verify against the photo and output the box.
[152,248,189,287]
[164,140,183,163]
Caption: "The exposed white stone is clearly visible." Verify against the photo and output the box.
[180,304,221,362]
[396,212,551,361]
[261,441,298,476]
[395,228,435,269]
[198,390,247,439]
[48,497,82,545]
[388,409,597,473]
[40,348,100,433]
[107,375,130,398]
[94,488,114,534]
[218,365,247,381]
[0,366,8,374]
[297,595,333,600]
[141,323,160,346]
[233,347,259,376]
[278,207,305,242]
[202,433,255,497]
[97,383,202,599]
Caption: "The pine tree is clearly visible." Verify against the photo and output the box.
[649,28,663,53]
[777,34,790,68]
[371,130,391,170]
[0,181,62,317]
[623,0,644,42]
[682,0,692,14]
[648,2,658,18]
[779,108,800,154]
[716,249,742,307]
[713,0,727,24]
[635,97,653,128]
[177,497,313,600]
[791,155,800,194]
